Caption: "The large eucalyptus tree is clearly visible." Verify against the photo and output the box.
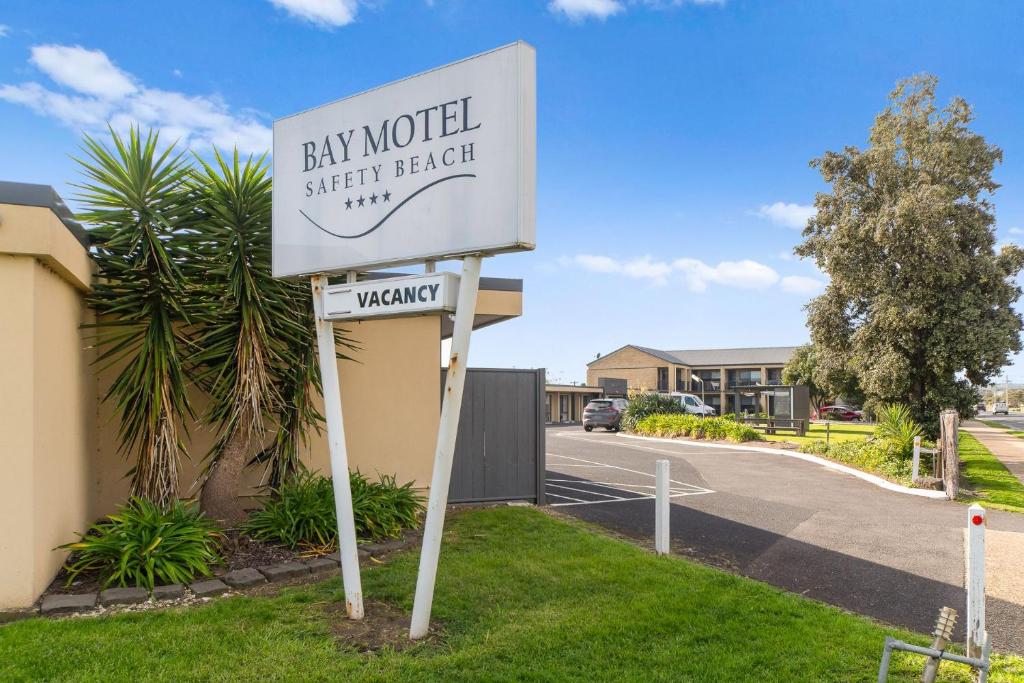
[797,75,1024,430]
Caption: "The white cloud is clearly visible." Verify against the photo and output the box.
[548,0,625,20]
[674,258,779,292]
[560,254,672,284]
[269,0,360,26]
[561,253,787,292]
[780,275,826,295]
[756,201,815,229]
[1008,227,1024,235]
[30,45,137,99]
[550,0,722,20]
[0,25,9,38]
[777,250,793,261]
[0,44,271,155]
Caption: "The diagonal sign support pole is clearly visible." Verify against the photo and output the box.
[311,274,364,619]
[410,255,482,639]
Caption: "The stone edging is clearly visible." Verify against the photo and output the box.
[18,534,420,622]
[612,432,949,500]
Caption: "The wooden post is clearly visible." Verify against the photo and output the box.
[966,504,986,659]
[940,409,959,500]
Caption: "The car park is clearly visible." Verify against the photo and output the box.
[583,398,629,432]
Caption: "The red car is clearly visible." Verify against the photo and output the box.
[813,405,864,421]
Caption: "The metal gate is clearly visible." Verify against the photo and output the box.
[444,367,546,504]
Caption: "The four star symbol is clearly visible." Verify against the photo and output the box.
[344,189,392,209]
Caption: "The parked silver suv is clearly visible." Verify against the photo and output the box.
[583,398,629,432]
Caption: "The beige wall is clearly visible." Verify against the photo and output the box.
[0,203,96,609]
[586,347,687,394]
[0,199,520,609]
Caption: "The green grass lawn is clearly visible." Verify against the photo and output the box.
[761,421,874,448]
[2,508,1021,682]
[960,432,1024,513]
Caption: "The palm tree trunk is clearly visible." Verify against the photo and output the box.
[200,426,252,526]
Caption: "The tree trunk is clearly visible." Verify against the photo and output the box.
[200,426,252,526]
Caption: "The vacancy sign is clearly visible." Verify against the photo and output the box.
[321,273,459,321]
[272,42,536,278]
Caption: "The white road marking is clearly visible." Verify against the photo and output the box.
[544,450,714,507]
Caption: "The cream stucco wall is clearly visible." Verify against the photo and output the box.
[0,202,96,609]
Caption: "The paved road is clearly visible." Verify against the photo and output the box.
[545,426,1024,653]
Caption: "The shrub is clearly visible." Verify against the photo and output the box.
[620,393,684,432]
[58,498,223,590]
[874,403,924,459]
[799,439,913,483]
[242,471,425,550]
[633,414,763,443]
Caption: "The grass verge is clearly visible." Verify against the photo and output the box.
[960,432,1024,513]
[1,507,1021,682]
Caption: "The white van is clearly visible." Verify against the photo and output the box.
[994,401,1009,415]
[670,393,716,416]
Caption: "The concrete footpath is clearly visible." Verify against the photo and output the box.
[963,421,1024,487]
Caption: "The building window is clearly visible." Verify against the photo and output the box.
[728,368,761,388]
[657,367,669,392]
[675,368,685,392]
[693,369,720,392]
[766,367,783,385]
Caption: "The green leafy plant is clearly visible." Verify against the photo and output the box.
[78,128,196,509]
[620,393,684,432]
[873,403,924,459]
[59,498,223,589]
[242,471,424,550]
[633,414,763,443]
[800,439,913,484]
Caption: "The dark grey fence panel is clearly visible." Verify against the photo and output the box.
[443,367,545,504]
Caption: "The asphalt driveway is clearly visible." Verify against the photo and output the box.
[545,426,1024,653]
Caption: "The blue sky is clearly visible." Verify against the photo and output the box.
[3,0,1024,383]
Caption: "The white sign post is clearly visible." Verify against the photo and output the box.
[311,274,364,619]
[272,42,536,632]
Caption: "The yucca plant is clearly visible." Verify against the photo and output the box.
[874,402,924,459]
[185,149,304,524]
[59,498,223,590]
[186,149,358,523]
[77,127,196,509]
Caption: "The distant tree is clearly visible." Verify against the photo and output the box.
[783,343,862,410]
[796,75,1024,432]
[782,344,827,409]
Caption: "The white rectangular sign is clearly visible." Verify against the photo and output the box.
[273,42,536,278]
[321,273,459,321]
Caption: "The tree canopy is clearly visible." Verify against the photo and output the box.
[795,75,1024,430]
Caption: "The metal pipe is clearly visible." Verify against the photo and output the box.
[877,637,990,681]
[311,275,364,620]
[409,255,482,640]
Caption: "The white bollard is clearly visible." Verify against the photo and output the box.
[912,436,921,481]
[967,503,986,658]
[655,459,670,555]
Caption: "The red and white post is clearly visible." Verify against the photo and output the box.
[966,503,986,658]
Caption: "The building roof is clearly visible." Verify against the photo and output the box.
[0,181,90,248]
[589,344,799,368]
[666,346,799,367]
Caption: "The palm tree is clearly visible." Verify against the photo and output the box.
[188,149,316,524]
[77,128,195,509]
